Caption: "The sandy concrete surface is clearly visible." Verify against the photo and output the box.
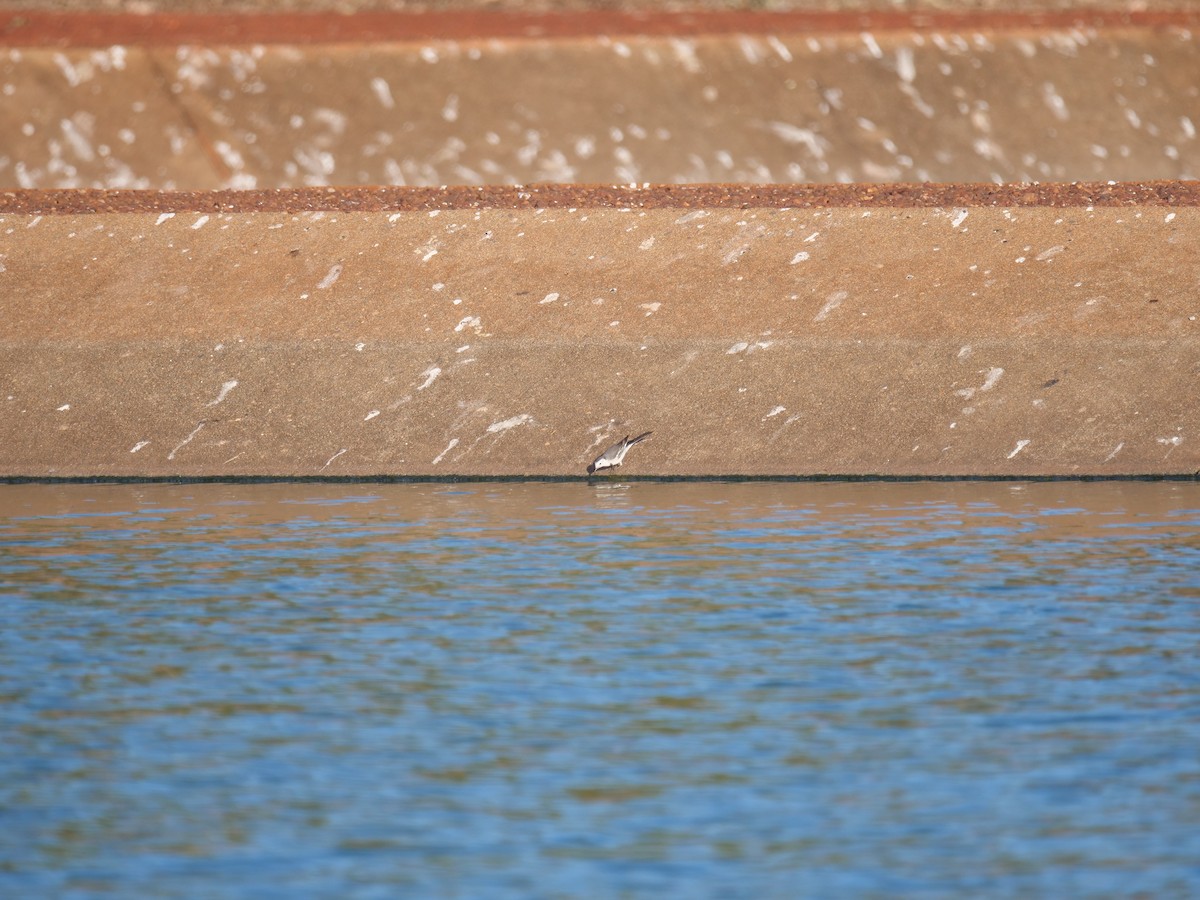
[2,189,1197,477]
[2,14,1199,190]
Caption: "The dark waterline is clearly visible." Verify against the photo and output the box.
[2,481,1199,897]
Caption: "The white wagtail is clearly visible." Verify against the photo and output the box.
[587,431,652,474]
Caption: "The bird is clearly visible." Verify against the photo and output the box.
[588,431,652,474]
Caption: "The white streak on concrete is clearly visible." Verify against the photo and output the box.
[56,403,70,411]
[814,290,847,322]
[980,367,1004,392]
[641,302,661,316]
[454,316,482,333]
[540,292,560,304]
[1035,245,1065,261]
[790,251,810,264]
[417,366,441,390]
[191,215,209,230]
[723,243,750,264]
[764,406,787,419]
[322,448,347,470]
[317,264,343,289]
[895,46,916,83]
[951,208,969,229]
[364,410,380,421]
[640,236,656,250]
[130,440,150,453]
[1007,439,1031,459]
[727,341,749,354]
[207,379,238,406]
[586,420,617,451]
[167,422,205,460]
[487,413,531,434]
[956,367,1004,400]
[370,76,395,109]
[1103,442,1124,462]
[432,437,459,465]
[155,212,174,226]
[767,35,793,62]
[767,122,827,158]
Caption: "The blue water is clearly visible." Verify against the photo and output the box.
[1,481,1199,898]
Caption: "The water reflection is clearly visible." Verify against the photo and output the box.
[1,481,1199,896]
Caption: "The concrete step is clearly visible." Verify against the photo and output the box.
[2,9,1198,189]
[3,184,1197,477]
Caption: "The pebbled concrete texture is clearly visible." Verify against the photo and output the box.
[2,188,1197,477]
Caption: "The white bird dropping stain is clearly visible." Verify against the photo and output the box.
[417,366,441,390]
[130,440,150,453]
[370,76,395,109]
[540,292,560,304]
[190,215,209,230]
[980,367,1004,392]
[56,403,70,411]
[317,264,343,289]
[1007,439,1031,459]
[487,414,531,433]
[207,380,238,406]
[790,251,810,264]
[950,208,969,229]
[764,406,786,419]
[322,448,347,470]
[1104,442,1124,462]
[432,438,459,465]
[814,290,847,322]
[155,212,174,226]
[454,316,482,333]
[364,410,380,421]
[167,422,205,460]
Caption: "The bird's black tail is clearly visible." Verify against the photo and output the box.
[628,431,652,446]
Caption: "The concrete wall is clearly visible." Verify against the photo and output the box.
[3,14,1199,190]
[3,186,1197,477]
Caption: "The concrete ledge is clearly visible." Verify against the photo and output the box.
[2,185,1197,477]
[4,16,1199,190]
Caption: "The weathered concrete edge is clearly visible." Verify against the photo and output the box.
[4,474,1199,486]
[3,8,1200,47]
[5,181,1200,214]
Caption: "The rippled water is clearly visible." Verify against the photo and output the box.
[2,481,1199,897]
